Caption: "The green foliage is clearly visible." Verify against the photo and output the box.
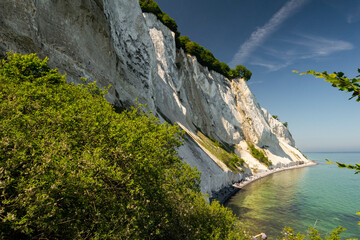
[0,52,248,239]
[273,115,279,120]
[180,37,253,80]
[200,49,217,69]
[197,132,245,173]
[325,159,360,175]
[279,226,347,240]
[219,62,231,78]
[178,36,190,49]
[231,65,252,81]
[161,13,178,32]
[139,0,162,15]
[185,41,204,57]
[283,122,288,128]
[139,1,252,81]
[139,0,179,40]
[226,153,245,172]
[248,143,272,167]
[294,69,360,102]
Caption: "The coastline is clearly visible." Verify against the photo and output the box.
[210,161,318,205]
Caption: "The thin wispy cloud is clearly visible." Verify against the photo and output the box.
[251,60,292,72]
[288,34,354,57]
[229,0,309,67]
[251,34,354,72]
[346,2,360,23]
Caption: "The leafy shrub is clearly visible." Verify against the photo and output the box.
[139,0,162,16]
[227,153,245,170]
[161,13,178,32]
[233,65,252,81]
[279,226,346,240]
[185,41,204,57]
[178,36,190,49]
[0,52,248,239]
[248,143,272,167]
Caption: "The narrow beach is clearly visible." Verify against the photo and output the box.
[210,161,318,205]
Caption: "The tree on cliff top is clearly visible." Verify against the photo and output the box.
[139,0,180,39]
[140,1,252,81]
[0,52,248,239]
[233,65,252,81]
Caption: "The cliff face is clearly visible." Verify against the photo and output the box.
[0,0,310,195]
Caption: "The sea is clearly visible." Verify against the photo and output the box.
[226,152,360,239]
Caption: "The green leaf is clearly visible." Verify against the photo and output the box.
[325,159,333,164]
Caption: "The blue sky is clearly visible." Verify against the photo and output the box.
[154,0,360,152]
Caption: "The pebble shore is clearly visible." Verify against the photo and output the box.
[209,161,318,205]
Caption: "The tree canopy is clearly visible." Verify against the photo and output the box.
[0,52,248,239]
[233,65,252,81]
[178,36,252,80]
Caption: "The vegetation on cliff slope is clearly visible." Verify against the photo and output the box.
[139,0,252,81]
[248,143,272,167]
[196,131,245,173]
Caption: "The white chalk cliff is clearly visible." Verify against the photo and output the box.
[0,0,311,195]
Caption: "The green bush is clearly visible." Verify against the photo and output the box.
[181,38,234,78]
[185,41,204,57]
[178,36,190,49]
[279,226,346,240]
[139,0,162,16]
[227,153,245,170]
[233,65,252,81]
[0,52,248,239]
[248,143,272,167]
[161,13,178,32]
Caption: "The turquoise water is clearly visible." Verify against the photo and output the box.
[226,152,360,239]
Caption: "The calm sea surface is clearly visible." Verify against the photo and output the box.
[226,152,360,239]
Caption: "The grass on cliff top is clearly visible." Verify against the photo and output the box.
[247,142,272,167]
[196,131,244,173]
